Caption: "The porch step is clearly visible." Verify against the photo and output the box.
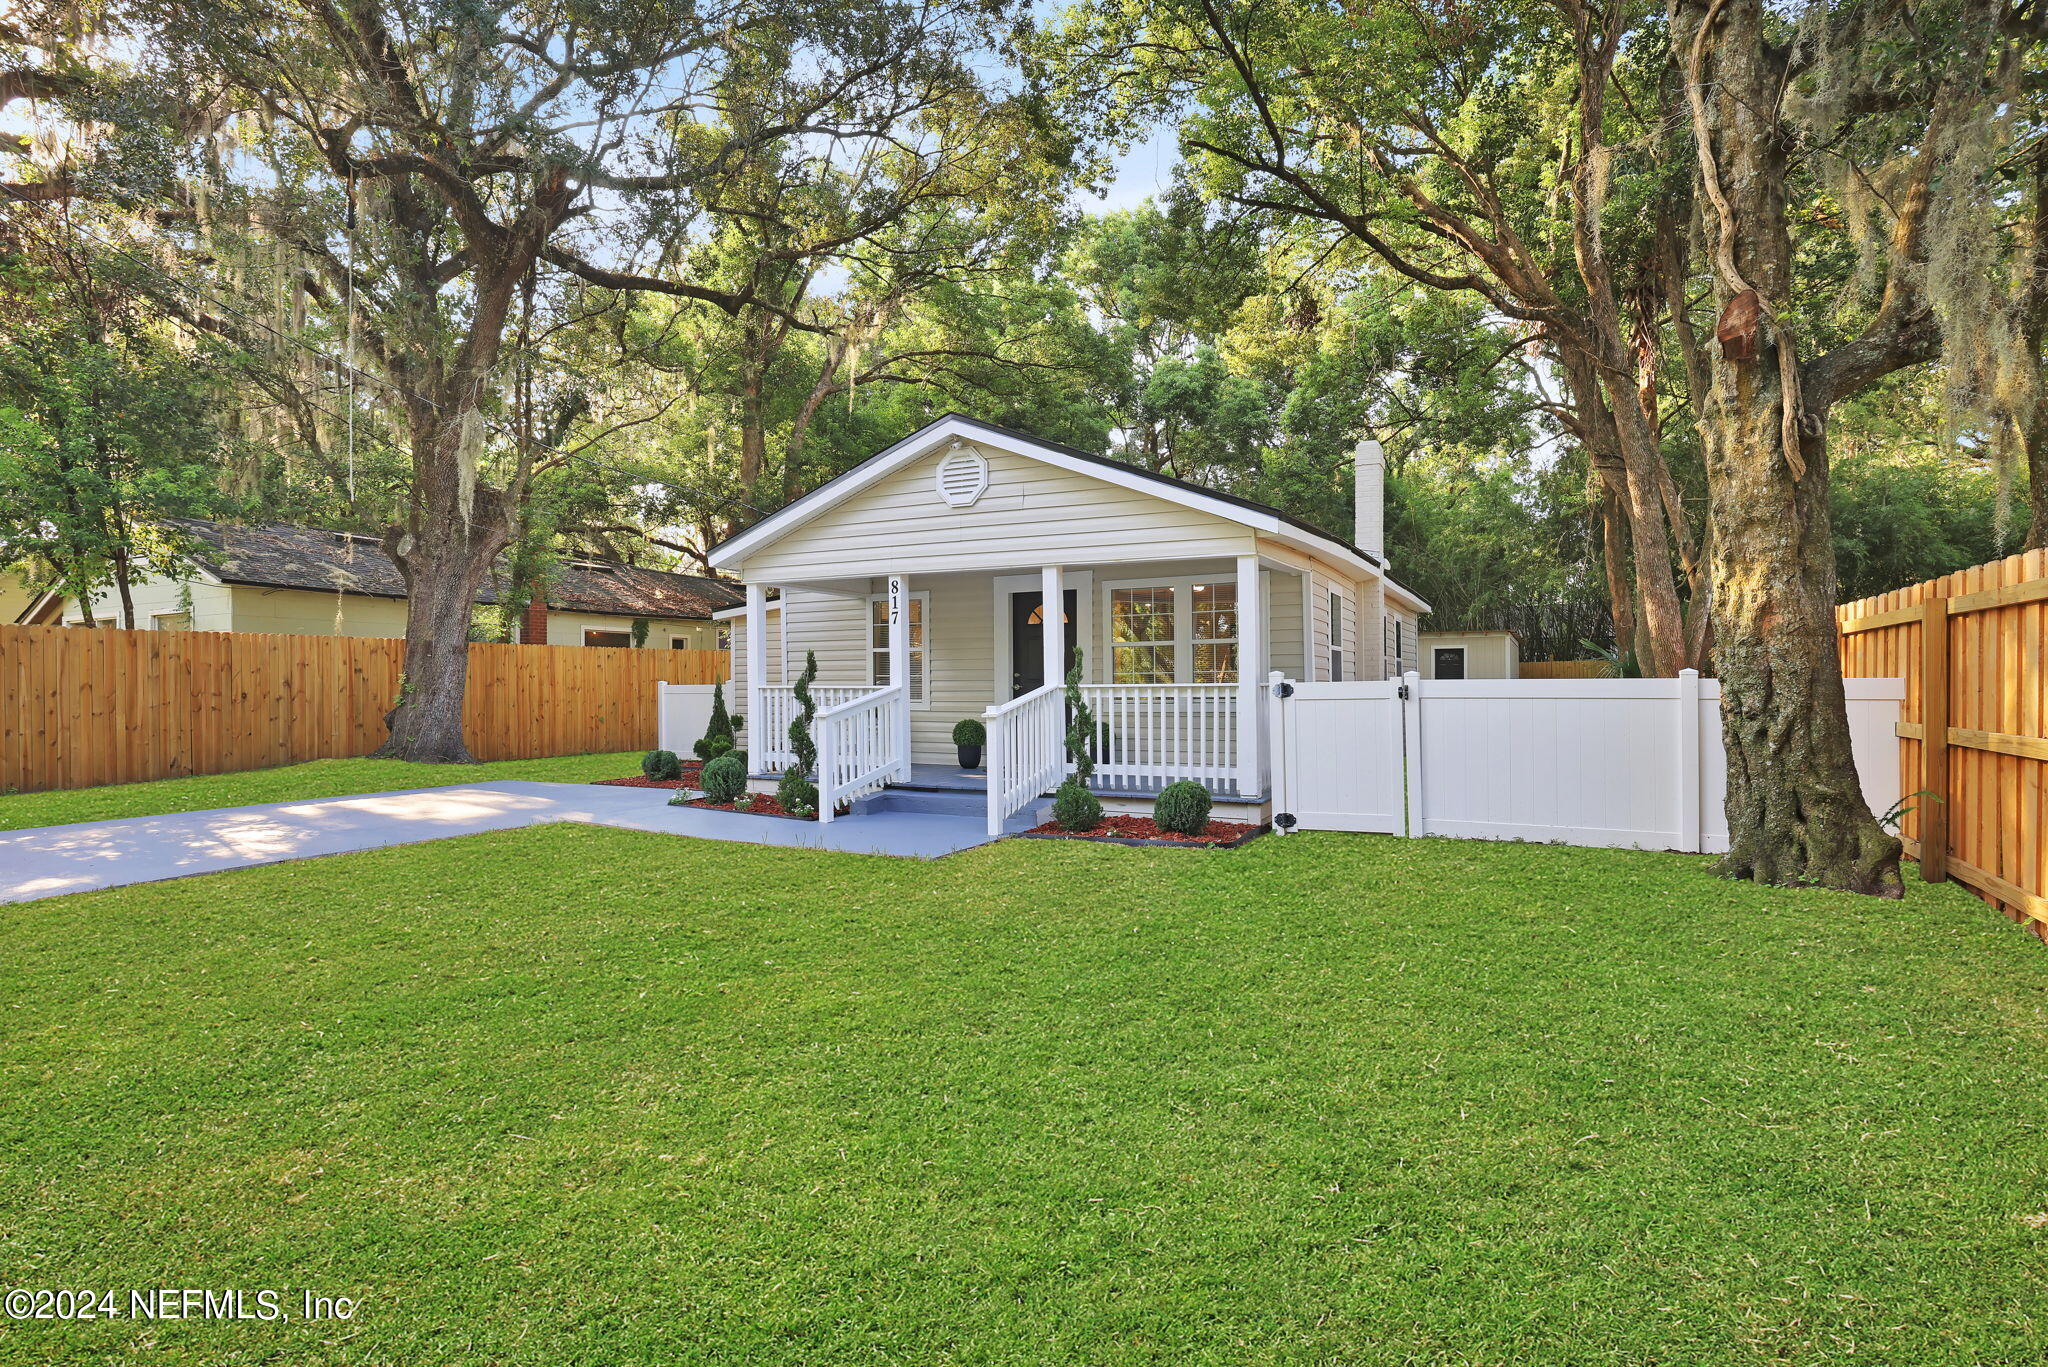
[849,785,1050,832]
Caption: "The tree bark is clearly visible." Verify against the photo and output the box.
[1675,0,1902,896]
[371,399,516,763]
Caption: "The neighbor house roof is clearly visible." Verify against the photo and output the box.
[16,518,744,623]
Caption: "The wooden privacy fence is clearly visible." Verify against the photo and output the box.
[1518,660,1611,679]
[0,623,727,795]
[1838,549,2048,935]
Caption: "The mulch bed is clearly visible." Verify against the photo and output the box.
[1020,814,1267,848]
[680,794,816,821]
[594,765,704,791]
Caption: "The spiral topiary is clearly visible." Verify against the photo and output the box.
[700,752,747,803]
[642,749,682,781]
[1153,780,1212,835]
[694,681,737,762]
[777,650,821,817]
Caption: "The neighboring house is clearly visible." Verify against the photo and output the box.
[15,517,743,648]
[709,413,1429,816]
[1418,629,1521,680]
[0,570,33,630]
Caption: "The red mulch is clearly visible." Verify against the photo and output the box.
[1025,814,1260,845]
[595,765,704,791]
[683,794,813,820]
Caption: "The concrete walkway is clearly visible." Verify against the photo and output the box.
[0,781,999,905]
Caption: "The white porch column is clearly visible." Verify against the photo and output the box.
[745,582,767,776]
[1237,553,1264,799]
[1040,565,1065,691]
[887,571,911,776]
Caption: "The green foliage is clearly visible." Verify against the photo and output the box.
[1063,648,1096,784]
[777,650,820,816]
[700,753,747,804]
[1152,780,1212,835]
[630,618,651,648]
[1051,779,1104,832]
[641,749,682,782]
[1829,445,2002,602]
[695,682,739,762]
[951,718,986,747]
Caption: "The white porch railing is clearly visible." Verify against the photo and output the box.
[756,684,886,771]
[984,682,1067,836]
[1080,683,1241,793]
[816,685,909,823]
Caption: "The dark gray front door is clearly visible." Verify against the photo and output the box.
[1010,589,1079,696]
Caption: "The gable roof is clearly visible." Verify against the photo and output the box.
[707,414,1388,577]
[14,518,744,622]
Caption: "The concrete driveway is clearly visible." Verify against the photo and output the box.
[0,780,997,905]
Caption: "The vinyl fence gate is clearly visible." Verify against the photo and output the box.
[1265,670,1906,854]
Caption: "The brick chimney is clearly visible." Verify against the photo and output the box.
[1354,437,1385,563]
[520,595,548,645]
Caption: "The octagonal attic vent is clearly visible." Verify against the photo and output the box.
[935,442,989,507]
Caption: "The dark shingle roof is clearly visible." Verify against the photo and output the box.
[163,518,743,620]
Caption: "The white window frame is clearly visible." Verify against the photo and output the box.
[1102,574,1242,685]
[1328,589,1344,682]
[867,590,931,708]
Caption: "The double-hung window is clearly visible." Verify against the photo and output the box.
[1108,578,1240,684]
[1109,586,1176,683]
[869,593,928,705]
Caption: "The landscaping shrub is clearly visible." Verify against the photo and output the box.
[1153,780,1212,835]
[641,749,682,781]
[951,718,986,747]
[1052,779,1103,832]
[777,651,821,817]
[695,681,738,761]
[700,753,747,803]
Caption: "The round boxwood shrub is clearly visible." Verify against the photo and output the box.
[1051,779,1103,833]
[951,718,986,747]
[642,749,682,781]
[693,733,733,763]
[1153,780,1212,835]
[776,775,819,819]
[700,752,747,803]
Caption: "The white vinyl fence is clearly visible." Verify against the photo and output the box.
[656,683,722,756]
[1267,670,1906,853]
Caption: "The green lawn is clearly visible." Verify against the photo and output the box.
[0,751,643,831]
[1,828,2043,1365]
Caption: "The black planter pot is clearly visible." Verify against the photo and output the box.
[957,744,983,770]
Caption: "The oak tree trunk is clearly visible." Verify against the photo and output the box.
[1679,0,1902,895]
[371,399,516,763]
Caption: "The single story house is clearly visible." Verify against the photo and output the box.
[1418,629,1521,680]
[708,413,1430,826]
[15,517,743,648]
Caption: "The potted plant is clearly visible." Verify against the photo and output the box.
[952,718,986,769]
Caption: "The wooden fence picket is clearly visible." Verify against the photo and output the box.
[0,623,727,795]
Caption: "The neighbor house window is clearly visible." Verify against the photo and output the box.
[1110,586,1176,683]
[869,593,928,705]
[584,629,632,648]
[153,612,192,632]
[1192,583,1237,684]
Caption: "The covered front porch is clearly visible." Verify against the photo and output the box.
[739,555,1291,832]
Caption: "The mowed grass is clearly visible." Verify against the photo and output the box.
[0,752,643,831]
[1,828,2044,1365]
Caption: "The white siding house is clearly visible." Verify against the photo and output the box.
[713,414,1428,828]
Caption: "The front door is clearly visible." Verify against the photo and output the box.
[1010,589,1079,697]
